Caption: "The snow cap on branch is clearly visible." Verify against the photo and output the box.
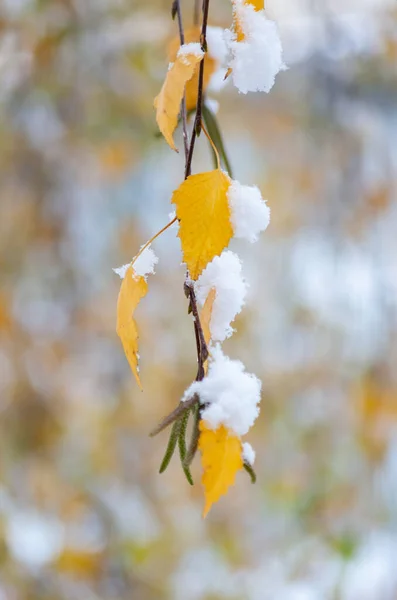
[195,251,247,342]
[228,180,270,242]
[183,346,261,436]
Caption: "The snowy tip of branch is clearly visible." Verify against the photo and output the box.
[228,180,270,243]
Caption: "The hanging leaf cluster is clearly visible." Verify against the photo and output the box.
[115,0,283,515]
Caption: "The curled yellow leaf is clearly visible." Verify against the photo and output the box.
[172,169,232,280]
[154,48,204,151]
[201,287,216,348]
[116,266,147,389]
[200,287,216,374]
[168,27,217,111]
[199,421,243,517]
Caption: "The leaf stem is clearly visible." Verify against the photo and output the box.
[201,121,220,170]
[202,103,234,177]
[131,217,177,269]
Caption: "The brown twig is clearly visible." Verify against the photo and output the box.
[155,0,212,470]
[188,282,209,381]
[180,0,211,381]
[185,0,211,179]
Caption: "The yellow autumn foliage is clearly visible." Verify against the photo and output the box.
[171,169,233,280]
[116,265,148,389]
[199,421,243,517]
[154,49,204,151]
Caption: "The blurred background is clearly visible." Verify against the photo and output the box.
[1,0,397,598]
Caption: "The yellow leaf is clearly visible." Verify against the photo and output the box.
[154,49,204,151]
[249,0,264,10]
[201,287,216,348]
[168,27,217,111]
[199,421,243,517]
[116,266,148,389]
[172,169,232,280]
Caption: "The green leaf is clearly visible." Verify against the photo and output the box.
[202,103,233,178]
[178,409,194,485]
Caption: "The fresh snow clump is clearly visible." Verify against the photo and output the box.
[133,247,158,278]
[183,346,261,436]
[242,442,255,465]
[177,43,204,64]
[206,26,229,93]
[225,4,284,94]
[195,251,247,342]
[113,263,130,279]
[206,26,228,64]
[113,247,158,281]
[228,180,270,242]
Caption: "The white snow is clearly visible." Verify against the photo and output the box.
[206,26,228,64]
[225,4,284,94]
[5,510,64,568]
[177,42,204,64]
[113,246,158,280]
[195,251,247,342]
[113,263,130,279]
[228,180,270,242]
[242,442,256,465]
[183,346,261,436]
[204,97,220,114]
[133,246,158,278]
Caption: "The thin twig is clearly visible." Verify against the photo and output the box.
[187,284,208,380]
[185,0,211,178]
[155,0,211,464]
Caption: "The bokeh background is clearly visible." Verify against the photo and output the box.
[1,0,397,598]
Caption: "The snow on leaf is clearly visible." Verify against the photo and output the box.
[172,169,233,280]
[227,180,270,242]
[199,421,243,517]
[116,265,148,389]
[195,251,247,342]
[168,27,218,111]
[154,45,204,150]
[226,2,284,94]
[234,0,264,41]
